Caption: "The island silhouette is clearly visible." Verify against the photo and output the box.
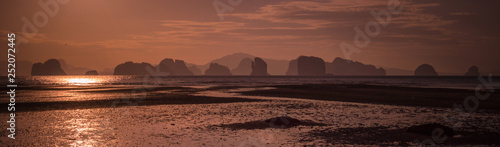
[26,53,476,77]
[31,59,66,75]
[85,70,99,75]
[326,57,386,76]
[414,64,438,76]
[158,58,193,76]
[204,63,232,76]
[250,57,269,76]
[465,66,480,76]
[113,62,155,75]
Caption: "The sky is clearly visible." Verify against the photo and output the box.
[1,0,499,75]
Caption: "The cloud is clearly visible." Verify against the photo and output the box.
[449,12,477,16]
[229,0,460,40]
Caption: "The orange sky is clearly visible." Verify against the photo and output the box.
[1,0,500,75]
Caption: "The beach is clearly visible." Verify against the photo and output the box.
[1,78,500,146]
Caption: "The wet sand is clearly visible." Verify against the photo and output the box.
[238,84,500,110]
[1,84,499,146]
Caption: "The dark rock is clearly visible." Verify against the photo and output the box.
[158,58,193,76]
[113,61,155,75]
[204,63,232,76]
[326,57,386,76]
[85,70,98,75]
[202,52,289,75]
[297,56,326,76]
[213,117,326,130]
[407,123,454,137]
[284,56,328,76]
[251,57,269,76]
[286,59,298,75]
[31,59,67,75]
[231,58,253,75]
[264,116,301,128]
[415,64,438,76]
[465,66,480,76]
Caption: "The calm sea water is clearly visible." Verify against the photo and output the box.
[4,75,499,90]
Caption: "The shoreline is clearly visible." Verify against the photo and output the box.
[1,83,499,146]
[3,83,500,112]
[237,84,500,111]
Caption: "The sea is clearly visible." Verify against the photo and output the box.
[2,75,499,103]
[5,75,499,89]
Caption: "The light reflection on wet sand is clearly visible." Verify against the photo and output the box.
[43,109,119,146]
[2,76,499,146]
[4,87,499,146]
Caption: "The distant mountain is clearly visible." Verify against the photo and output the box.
[59,59,93,75]
[194,53,289,75]
[188,65,202,75]
[231,58,253,75]
[100,68,114,75]
[384,68,414,76]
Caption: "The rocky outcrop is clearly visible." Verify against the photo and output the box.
[200,53,289,75]
[407,123,454,137]
[297,56,325,76]
[264,116,301,128]
[113,61,154,75]
[251,57,269,76]
[158,58,193,76]
[286,59,298,76]
[326,57,386,76]
[31,59,67,75]
[188,65,202,75]
[415,64,438,76]
[231,58,253,75]
[204,63,232,76]
[465,66,480,76]
[85,70,98,75]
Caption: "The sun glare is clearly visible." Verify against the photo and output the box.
[66,78,98,85]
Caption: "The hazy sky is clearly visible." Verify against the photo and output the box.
[1,0,499,74]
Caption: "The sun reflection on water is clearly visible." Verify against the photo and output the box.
[29,76,131,86]
[66,78,99,85]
